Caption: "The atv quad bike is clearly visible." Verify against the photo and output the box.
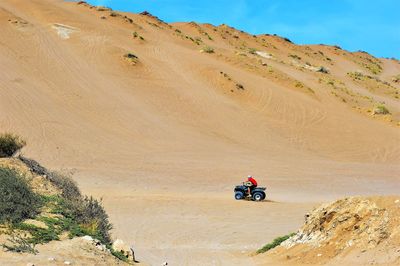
[234,183,266,201]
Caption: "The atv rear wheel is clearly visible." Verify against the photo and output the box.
[252,192,264,201]
[235,191,244,200]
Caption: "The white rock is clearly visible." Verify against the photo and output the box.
[48,257,55,261]
[112,239,134,261]
[64,261,72,265]
[81,235,93,242]
[255,51,273,59]
[317,253,322,257]
[395,199,399,203]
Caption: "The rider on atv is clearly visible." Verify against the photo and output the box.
[244,175,258,196]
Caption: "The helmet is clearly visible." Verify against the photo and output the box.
[247,175,252,178]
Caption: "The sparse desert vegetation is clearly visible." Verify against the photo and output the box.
[202,46,214,53]
[0,133,26,158]
[0,168,41,223]
[0,155,129,262]
[373,104,390,115]
[0,135,130,263]
[256,233,295,254]
[124,53,139,64]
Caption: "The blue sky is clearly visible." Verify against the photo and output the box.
[85,0,400,58]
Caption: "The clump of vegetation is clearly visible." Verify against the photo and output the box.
[0,168,41,223]
[236,83,244,90]
[1,230,38,254]
[0,133,26,157]
[174,29,181,34]
[282,37,292,43]
[317,66,330,74]
[248,48,257,55]
[220,71,232,81]
[124,53,139,64]
[373,104,390,115]
[62,196,113,244]
[256,233,295,254]
[124,53,138,59]
[194,37,202,45]
[289,54,301,60]
[0,137,120,260]
[50,172,81,200]
[96,6,112,11]
[295,82,304,88]
[203,32,213,41]
[132,32,145,41]
[347,71,364,80]
[202,46,214,53]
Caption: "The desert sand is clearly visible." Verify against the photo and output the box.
[0,0,399,265]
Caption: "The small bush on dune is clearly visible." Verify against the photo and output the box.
[124,53,138,59]
[202,46,214,53]
[0,168,41,223]
[63,196,112,244]
[317,66,330,74]
[373,104,390,115]
[18,156,48,176]
[248,48,257,54]
[257,233,295,254]
[49,172,81,200]
[0,133,26,157]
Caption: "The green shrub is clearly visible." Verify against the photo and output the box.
[0,168,41,223]
[110,248,129,262]
[18,156,49,176]
[373,104,390,115]
[0,133,26,157]
[202,46,214,53]
[289,54,301,60]
[236,83,244,90]
[256,233,295,254]
[18,156,81,200]
[49,172,81,200]
[16,222,59,244]
[16,157,113,246]
[124,53,138,59]
[317,66,330,74]
[248,48,257,54]
[63,196,112,244]
[1,231,37,254]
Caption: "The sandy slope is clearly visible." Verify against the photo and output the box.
[255,196,400,266]
[0,0,399,265]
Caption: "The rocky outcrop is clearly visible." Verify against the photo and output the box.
[261,196,400,265]
[282,197,391,250]
[112,239,136,262]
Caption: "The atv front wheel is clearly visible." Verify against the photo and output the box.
[235,191,244,200]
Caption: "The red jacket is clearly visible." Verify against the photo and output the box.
[248,177,257,186]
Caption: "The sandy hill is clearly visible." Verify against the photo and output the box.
[0,0,399,265]
[256,196,400,266]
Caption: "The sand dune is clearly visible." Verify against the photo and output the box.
[0,0,399,264]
